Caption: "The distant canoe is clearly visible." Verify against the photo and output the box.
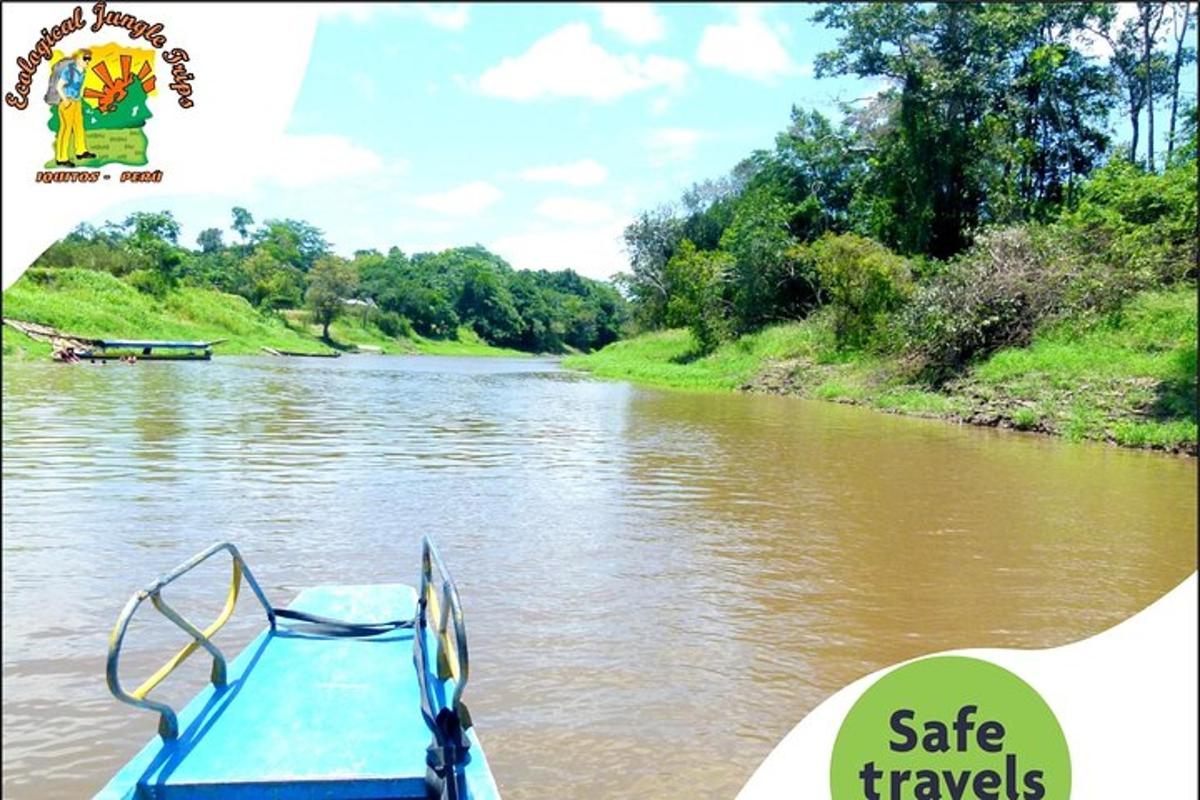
[3,318,221,361]
[99,338,225,350]
[261,346,341,358]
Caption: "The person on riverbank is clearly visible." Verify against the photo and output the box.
[46,49,97,168]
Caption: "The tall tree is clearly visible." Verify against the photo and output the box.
[817,3,987,256]
[305,255,357,341]
[196,227,224,253]
[620,206,683,327]
[231,207,254,244]
[1138,2,1169,169]
[1166,1,1197,161]
[121,211,183,288]
[1006,3,1113,214]
[252,219,331,272]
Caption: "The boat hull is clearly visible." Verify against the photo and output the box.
[95,584,500,800]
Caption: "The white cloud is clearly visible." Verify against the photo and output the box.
[518,159,609,186]
[595,3,665,45]
[417,4,471,31]
[318,3,470,31]
[413,181,503,215]
[490,221,629,280]
[1074,3,1142,60]
[260,135,387,188]
[535,197,615,224]
[477,23,688,101]
[646,128,706,166]
[697,7,796,81]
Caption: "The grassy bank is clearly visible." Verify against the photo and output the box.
[2,268,527,360]
[565,286,1198,454]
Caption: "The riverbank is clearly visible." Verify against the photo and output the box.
[1,268,528,360]
[565,286,1198,455]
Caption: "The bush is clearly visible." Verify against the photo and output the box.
[126,268,170,298]
[903,226,1076,375]
[371,308,412,338]
[804,232,911,349]
[1062,159,1198,287]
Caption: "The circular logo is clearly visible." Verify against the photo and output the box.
[831,656,1070,799]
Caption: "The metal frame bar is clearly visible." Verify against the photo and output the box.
[419,536,470,710]
[106,542,274,739]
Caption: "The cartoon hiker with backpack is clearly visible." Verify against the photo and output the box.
[45,49,97,167]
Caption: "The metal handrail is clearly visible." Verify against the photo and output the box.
[106,542,275,739]
[419,536,470,711]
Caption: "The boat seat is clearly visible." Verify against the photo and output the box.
[98,585,434,800]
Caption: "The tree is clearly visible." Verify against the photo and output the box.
[1166,2,1197,161]
[1138,2,1170,168]
[231,207,254,243]
[1094,4,1173,166]
[816,3,1114,253]
[803,232,911,348]
[253,219,331,272]
[121,211,183,291]
[621,206,683,327]
[815,3,1003,257]
[196,227,224,253]
[679,177,742,251]
[664,240,733,353]
[457,261,523,345]
[243,249,304,309]
[305,255,358,340]
[1001,4,1113,216]
[719,185,813,332]
[770,106,868,236]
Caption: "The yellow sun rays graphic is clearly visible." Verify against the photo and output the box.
[50,43,157,113]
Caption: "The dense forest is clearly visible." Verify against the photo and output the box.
[32,210,627,354]
[617,2,1197,375]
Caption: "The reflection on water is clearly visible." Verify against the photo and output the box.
[2,355,1195,799]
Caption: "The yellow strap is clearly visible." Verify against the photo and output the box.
[425,581,463,681]
[131,561,242,700]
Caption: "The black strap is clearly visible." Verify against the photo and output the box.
[272,607,415,638]
[424,706,471,800]
[414,597,471,800]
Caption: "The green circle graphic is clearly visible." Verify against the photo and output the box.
[831,656,1070,800]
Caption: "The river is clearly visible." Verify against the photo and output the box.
[2,355,1195,798]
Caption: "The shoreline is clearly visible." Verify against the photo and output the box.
[568,358,1198,458]
[564,288,1198,458]
[1,267,536,361]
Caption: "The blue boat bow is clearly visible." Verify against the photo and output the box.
[96,539,501,800]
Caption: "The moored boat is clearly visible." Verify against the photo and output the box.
[96,538,499,799]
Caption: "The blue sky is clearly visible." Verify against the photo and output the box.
[97,3,1196,281]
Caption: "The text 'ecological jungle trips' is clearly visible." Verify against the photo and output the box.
[5,2,195,111]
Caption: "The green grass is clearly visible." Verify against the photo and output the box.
[43,128,147,169]
[563,320,834,391]
[408,327,529,357]
[2,324,52,358]
[965,288,1197,449]
[4,268,331,355]
[2,268,526,360]
[567,286,1198,453]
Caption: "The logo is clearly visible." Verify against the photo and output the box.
[830,656,1070,800]
[5,3,196,184]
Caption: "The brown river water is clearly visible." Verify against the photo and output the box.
[2,355,1196,799]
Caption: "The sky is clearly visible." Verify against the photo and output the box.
[92,3,1196,282]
